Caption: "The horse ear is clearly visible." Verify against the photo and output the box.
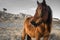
[37,1,40,5]
[42,0,46,5]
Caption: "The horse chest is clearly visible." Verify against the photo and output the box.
[26,27,43,38]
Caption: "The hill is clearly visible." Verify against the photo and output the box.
[0,11,60,40]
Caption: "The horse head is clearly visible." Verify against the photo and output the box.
[31,0,51,26]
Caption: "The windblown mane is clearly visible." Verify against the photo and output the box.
[46,6,52,32]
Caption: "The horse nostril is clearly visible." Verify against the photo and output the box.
[31,21,37,27]
[31,21,35,24]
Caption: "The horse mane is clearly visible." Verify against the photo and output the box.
[46,6,52,32]
[47,6,52,24]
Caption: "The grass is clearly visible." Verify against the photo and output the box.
[0,27,60,40]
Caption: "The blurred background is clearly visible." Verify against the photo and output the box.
[0,0,60,19]
[0,0,60,40]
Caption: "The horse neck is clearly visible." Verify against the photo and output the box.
[34,13,37,18]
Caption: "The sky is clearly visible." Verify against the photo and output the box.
[0,0,60,19]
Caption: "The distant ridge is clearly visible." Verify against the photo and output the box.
[0,11,60,22]
[0,11,60,29]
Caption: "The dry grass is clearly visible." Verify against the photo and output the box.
[0,27,60,40]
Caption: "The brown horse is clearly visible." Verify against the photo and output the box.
[21,0,52,40]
